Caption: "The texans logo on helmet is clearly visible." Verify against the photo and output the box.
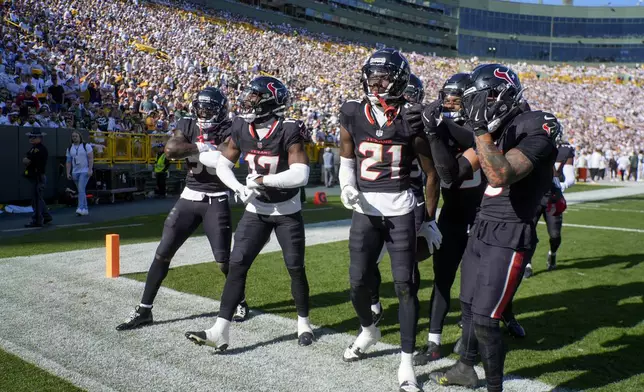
[542,121,558,135]
[493,68,517,88]
[267,82,288,105]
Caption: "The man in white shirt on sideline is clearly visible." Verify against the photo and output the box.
[322,146,334,187]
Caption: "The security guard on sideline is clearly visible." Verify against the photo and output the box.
[23,129,52,227]
[153,143,170,198]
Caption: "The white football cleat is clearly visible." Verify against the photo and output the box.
[342,326,381,362]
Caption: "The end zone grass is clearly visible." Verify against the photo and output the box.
[0,349,83,392]
[127,196,644,391]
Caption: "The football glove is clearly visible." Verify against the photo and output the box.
[340,185,361,210]
[402,103,424,133]
[546,193,567,217]
[464,90,507,136]
[196,141,216,153]
[198,150,220,169]
[421,100,443,137]
[234,186,259,205]
[417,220,442,254]
[246,173,264,190]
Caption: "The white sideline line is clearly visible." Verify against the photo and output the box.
[1,227,41,232]
[539,221,644,233]
[77,223,145,231]
[57,223,91,228]
[570,206,644,214]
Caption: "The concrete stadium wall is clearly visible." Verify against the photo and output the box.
[0,127,88,203]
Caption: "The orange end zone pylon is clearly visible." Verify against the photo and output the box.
[106,234,120,278]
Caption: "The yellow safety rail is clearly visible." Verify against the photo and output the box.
[87,131,329,165]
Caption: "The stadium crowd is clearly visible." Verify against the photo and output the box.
[1,0,643,175]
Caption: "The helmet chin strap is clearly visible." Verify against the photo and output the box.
[373,92,397,122]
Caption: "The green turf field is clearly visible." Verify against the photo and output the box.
[563,183,619,193]
[0,196,352,259]
[124,194,644,392]
[1,194,643,391]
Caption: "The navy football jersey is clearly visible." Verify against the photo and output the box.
[339,100,424,193]
[479,111,558,223]
[230,117,306,204]
[179,117,231,194]
[439,118,485,222]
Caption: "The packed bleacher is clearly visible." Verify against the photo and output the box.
[2,0,644,159]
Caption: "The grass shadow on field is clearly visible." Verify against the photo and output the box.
[512,334,643,391]
[554,252,644,271]
[511,282,643,352]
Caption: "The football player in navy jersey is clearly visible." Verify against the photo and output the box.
[428,64,560,392]
[367,73,433,326]
[524,133,575,277]
[185,76,315,350]
[339,49,441,392]
[407,73,486,364]
[116,87,248,330]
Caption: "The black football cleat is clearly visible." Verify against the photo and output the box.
[371,304,383,326]
[233,300,249,322]
[185,330,228,352]
[430,361,479,388]
[524,263,533,278]
[457,319,463,329]
[453,337,465,356]
[298,332,314,347]
[116,305,153,331]
[504,318,526,338]
[399,380,423,392]
[547,253,557,271]
[413,341,442,366]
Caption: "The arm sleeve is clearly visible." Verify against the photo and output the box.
[561,164,575,190]
[427,133,459,187]
[339,157,357,190]
[215,155,244,192]
[65,148,71,163]
[262,163,310,188]
[444,120,474,149]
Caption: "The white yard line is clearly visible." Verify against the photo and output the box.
[77,223,145,231]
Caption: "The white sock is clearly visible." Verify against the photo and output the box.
[398,352,416,385]
[371,302,382,314]
[428,333,441,346]
[139,303,152,309]
[362,324,378,337]
[205,317,230,342]
[297,316,313,336]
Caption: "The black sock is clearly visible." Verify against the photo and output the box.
[549,237,562,255]
[141,257,171,306]
[474,316,505,392]
[288,267,310,317]
[460,301,478,366]
[370,266,382,305]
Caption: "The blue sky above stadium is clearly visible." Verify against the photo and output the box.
[511,0,642,5]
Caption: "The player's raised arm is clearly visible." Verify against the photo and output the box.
[164,126,198,160]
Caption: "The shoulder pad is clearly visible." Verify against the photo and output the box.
[340,100,362,116]
[513,110,557,136]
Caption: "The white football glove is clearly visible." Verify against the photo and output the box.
[340,185,360,210]
[417,220,442,254]
[198,150,221,169]
[246,173,264,190]
[234,186,259,205]
[196,141,216,153]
